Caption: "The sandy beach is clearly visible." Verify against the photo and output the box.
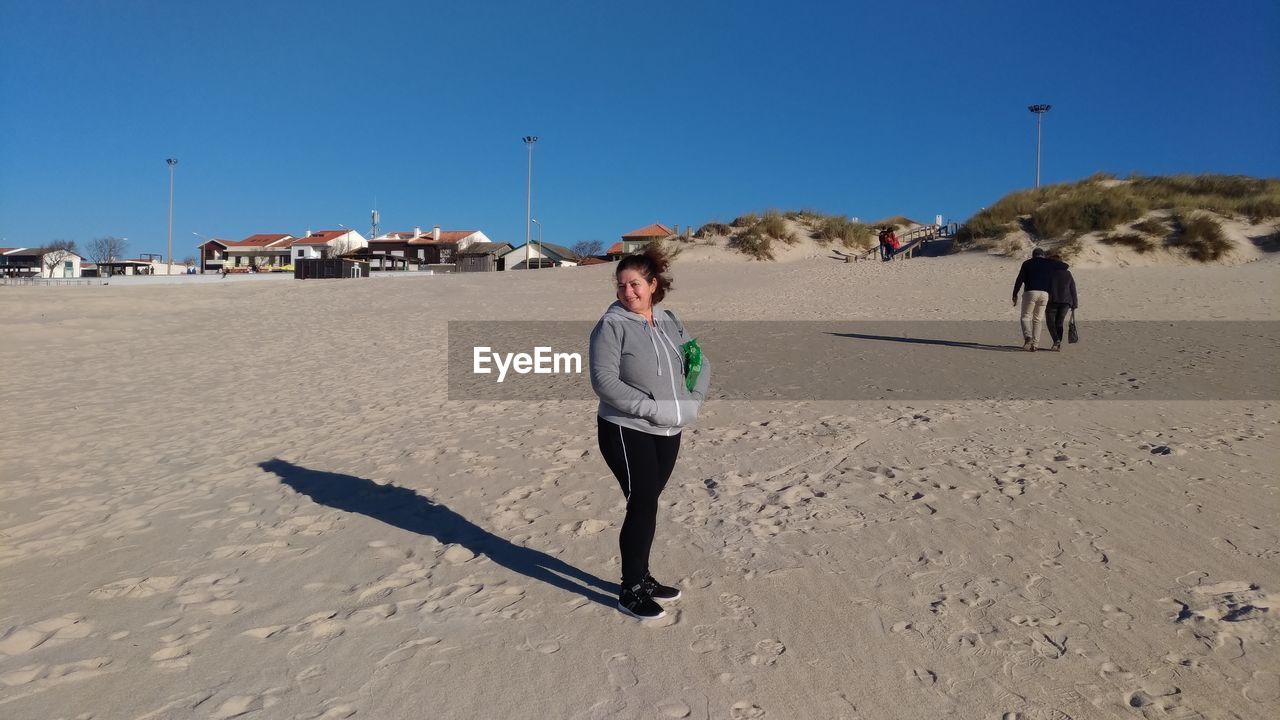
[2,252,1277,719]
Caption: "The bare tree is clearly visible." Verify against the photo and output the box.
[182,256,196,267]
[87,236,128,276]
[39,239,79,278]
[326,236,360,259]
[572,240,604,258]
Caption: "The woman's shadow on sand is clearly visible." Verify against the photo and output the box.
[259,459,617,608]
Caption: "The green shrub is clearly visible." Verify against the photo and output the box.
[1138,174,1267,199]
[960,173,1280,246]
[811,215,872,249]
[956,213,1014,244]
[1236,197,1280,221]
[1058,237,1086,261]
[1030,184,1148,238]
[727,226,774,260]
[758,210,796,244]
[695,222,730,239]
[874,215,917,230]
[1171,213,1230,261]
[1099,233,1157,253]
[842,223,874,250]
[1131,218,1170,238]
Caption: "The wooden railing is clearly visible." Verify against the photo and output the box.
[841,223,958,262]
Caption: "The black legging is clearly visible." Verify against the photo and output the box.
[1046,303,1072,345]
[596,416,681,587]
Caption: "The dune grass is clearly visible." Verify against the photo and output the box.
[695,221,731,239]
[1171,213,1231,261]
[1099,233,1158,254]
[759,210,798,245]
[701,208,882,258]
[1131,218,1170,239]
[957,173,1280,250]
[727,225,774,260]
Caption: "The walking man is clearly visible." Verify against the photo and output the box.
[1012,248,1066,351]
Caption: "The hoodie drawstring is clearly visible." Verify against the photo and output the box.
[647,324,663,376]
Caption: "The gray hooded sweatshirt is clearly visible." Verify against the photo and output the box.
[589,301,711,436]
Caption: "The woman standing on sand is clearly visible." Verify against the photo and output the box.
[589,246,710,620]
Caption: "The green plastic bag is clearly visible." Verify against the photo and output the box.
[681,338,703,393]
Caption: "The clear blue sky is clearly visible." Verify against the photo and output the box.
[2,0,1277,258]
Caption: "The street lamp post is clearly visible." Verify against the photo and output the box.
[523,136,538,270]
[531,218,542,269]
[166,158,178,275]
[1027,105,1051,188]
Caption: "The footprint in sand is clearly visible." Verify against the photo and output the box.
[0,613,95,658]
[568,698,627,720]
[749,639,786,667]
[605,652,638,689]
[684,569,713,590]
[1100,605,1132,631]
[690,626,723,655]
[655,698,693,718]
[150,622,213,669]
[720,594,756,625]
[1243,670,1280,703]
[90,576,182,599]
[729,701,766,718]
[300,705,358,720]
[1123,684,1184,713]
[558,518,610,537]
[210,690,284,719]
[560,490,594,511]
[0,656,114,689]
[377,636,442,667]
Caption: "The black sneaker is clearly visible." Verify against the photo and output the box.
[641,575,682,603]
[617,583,666,620]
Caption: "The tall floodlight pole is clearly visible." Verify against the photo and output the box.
[531,218,542,269]
[523,136,538,269]
[1027,105,1051,188]
[166,158,178,275]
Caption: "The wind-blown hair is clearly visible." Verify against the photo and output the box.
[616,245,673,304]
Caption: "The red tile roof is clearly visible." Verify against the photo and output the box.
[292,230,349,245]
[579,257,612,265]
[231,233,293,247]
[606,242,624,255]
[621,223,674,239]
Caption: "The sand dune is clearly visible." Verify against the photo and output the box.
[1,252,1277,719]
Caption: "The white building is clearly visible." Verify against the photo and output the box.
[291,229,368,262]
[498,242,580,270]
[0,247,82,278]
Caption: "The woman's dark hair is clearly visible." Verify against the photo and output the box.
[616,244,673,304]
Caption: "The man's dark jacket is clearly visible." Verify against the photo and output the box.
[1012,256,1067,300]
